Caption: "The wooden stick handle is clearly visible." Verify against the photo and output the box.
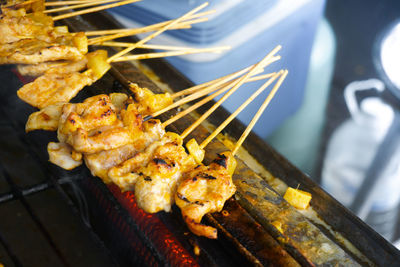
[85,12,211,37]
[3,0,39,8]
[232,70,288,156]
[45,0,102,7]
[53,0,141,21]
[162,72,276,128]
[179,47,281,139]
[44,0,118,13]
[170,55,280,99]
[151,65,264,118]
[200,71,283,149]
[96,41,191,50]
[111,46,230,62]
[106,2,209,63]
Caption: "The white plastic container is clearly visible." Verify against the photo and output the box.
[321,79,400,240]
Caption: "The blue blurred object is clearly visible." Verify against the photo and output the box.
[110,0,326,139]
[111,0,278,44]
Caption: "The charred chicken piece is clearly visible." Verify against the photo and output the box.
[175,152,236,239]
[47,142,82,170]
[134,136,196,213]
[84,119,164,184]
[17,50,110,109]
[17,57,88,77]
[25,102,65,132]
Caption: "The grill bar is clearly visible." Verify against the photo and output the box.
[0,66,118,267]
[0,230,23,267]
[0,176,85,204]
[0,159,70,267]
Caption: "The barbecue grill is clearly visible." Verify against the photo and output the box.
[0,10,399,267]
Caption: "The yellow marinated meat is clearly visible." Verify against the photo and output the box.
[17,57,88,77]
[107,138,170,190]
[25,102,65,132]
[84,119,164,183]
[17,71,94,109]
[57,94,124,151]
[129,83,173,115]
[134,139,196,213]
[47,142,83,170]
[175,152,237,239]
[0,33,87,65]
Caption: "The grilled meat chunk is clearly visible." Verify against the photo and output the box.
[176,152,236,239]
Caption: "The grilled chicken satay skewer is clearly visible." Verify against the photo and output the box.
[176,70,288,239]
[0,0,142,46]
[16,44,229,77]
[47,67,268,157]
[106,74,271,213]
[106,53,281,213]
[52,74,252,181]
[49,72,251,180]
[81,72,268,184]
[105,69,275,185]
[17,3,213,109]
[25,68,275,134]
[16,43,229,109]
[13,14,211,76]
[1,10,211,66]
[34,70,261,171]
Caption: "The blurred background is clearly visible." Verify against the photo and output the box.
[110,0,400,246]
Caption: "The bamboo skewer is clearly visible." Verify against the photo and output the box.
[170,56,280,99]
[85,11,213,37]
[111,46,230,62]
[199,71,284,150]
[45,0,103,6]
[87,16,210,45]
[96,42,192,50]
[52,0,141,21]
[179,47,282,139]
[2,0,39,8]
[231,70,288,156]
[106,2,209,63]
[44,0,119,13]
[162,73,276,128]
[151,64,268,118]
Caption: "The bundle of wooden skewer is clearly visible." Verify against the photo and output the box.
[1,0,289,239]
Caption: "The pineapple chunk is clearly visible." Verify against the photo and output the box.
[165,132,183,146]
[3,8,26,17]
[129,83,172,114]
[54,26,69,34]
[28,12,53,26]
[283,187,312,210]
[186,138,205,164]
[87,50,110,79]
[31,0,45,12]
[218,151,237,176]
[72,32,88,54]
